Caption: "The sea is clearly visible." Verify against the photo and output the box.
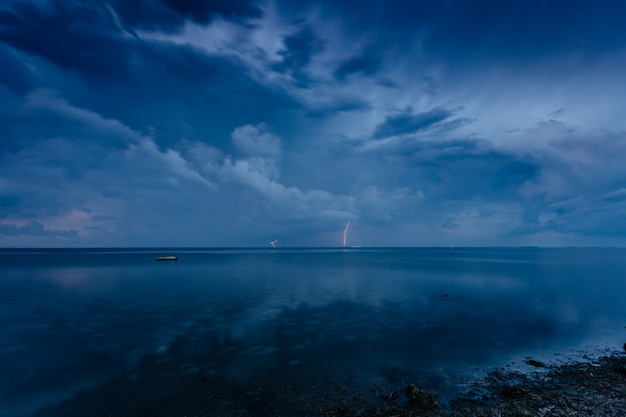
[1,247,625,416]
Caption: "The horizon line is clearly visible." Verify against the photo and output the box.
[1,245,624,250]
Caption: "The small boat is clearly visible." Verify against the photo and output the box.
[156,256,177,261]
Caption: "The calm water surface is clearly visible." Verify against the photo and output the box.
[1,247,625,416]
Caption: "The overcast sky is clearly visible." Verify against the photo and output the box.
[1,0,626,247]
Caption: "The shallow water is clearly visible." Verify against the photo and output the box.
[1,247,625,416]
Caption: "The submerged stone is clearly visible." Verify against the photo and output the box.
[525,358,546,367]
[405,384,438,409]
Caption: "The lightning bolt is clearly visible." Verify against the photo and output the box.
[342,221,350,247]
[270,240,278,248]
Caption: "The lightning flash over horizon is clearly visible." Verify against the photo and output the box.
[342,221,350,247]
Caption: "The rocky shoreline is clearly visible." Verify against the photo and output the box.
[321,351,626,416]
[34,349,626,416]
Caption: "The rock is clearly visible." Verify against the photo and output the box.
[500,385,527,399]
[525,358,546,367]
[623,342,626,353]
[405,384,438,409]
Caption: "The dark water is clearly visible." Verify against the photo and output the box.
[1,247,625,416]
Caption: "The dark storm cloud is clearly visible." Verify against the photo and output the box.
[0,1,253,82]
[493,124,626,240]
[373,136,541,202]
[161,0,262,24]
[371,107,454,139]
[272,24,324,86]
[0,193,20,217]
[305,97,370,118]
[0,0,299,148]
[276,0,626,61]
[421,144,540,201]
[334,44,383,80]
[0,1,133,78]
[1,0,259,79]
[84,0,261,34]
[1,0,625,246]
[0,220,77,237]
[503,208,626,238]
[0,43,33,92]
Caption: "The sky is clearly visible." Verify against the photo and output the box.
[1,0,626,247]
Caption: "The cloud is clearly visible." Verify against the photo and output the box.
[161,0,262,25]
[442,218,460,230]
[23,89,144,145]
[601,188,626,203]
[224,158,355,222]
[274,0,626,62]
[356,186,424,224]
[0,1,298,149]
[222,124,356,224]
[126,138,216,190]
[0,43,33,93]
[395,138,540,202]
[105,0,262,34]
[271,24,324,86]
[334,43,383,80]
[231,123,282,158]
[371,107,454,139]
[0,220,77,237]
[496,122,626,239]
[0,1,132,77]
[1,0,626,246]
[0,91,222,244]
